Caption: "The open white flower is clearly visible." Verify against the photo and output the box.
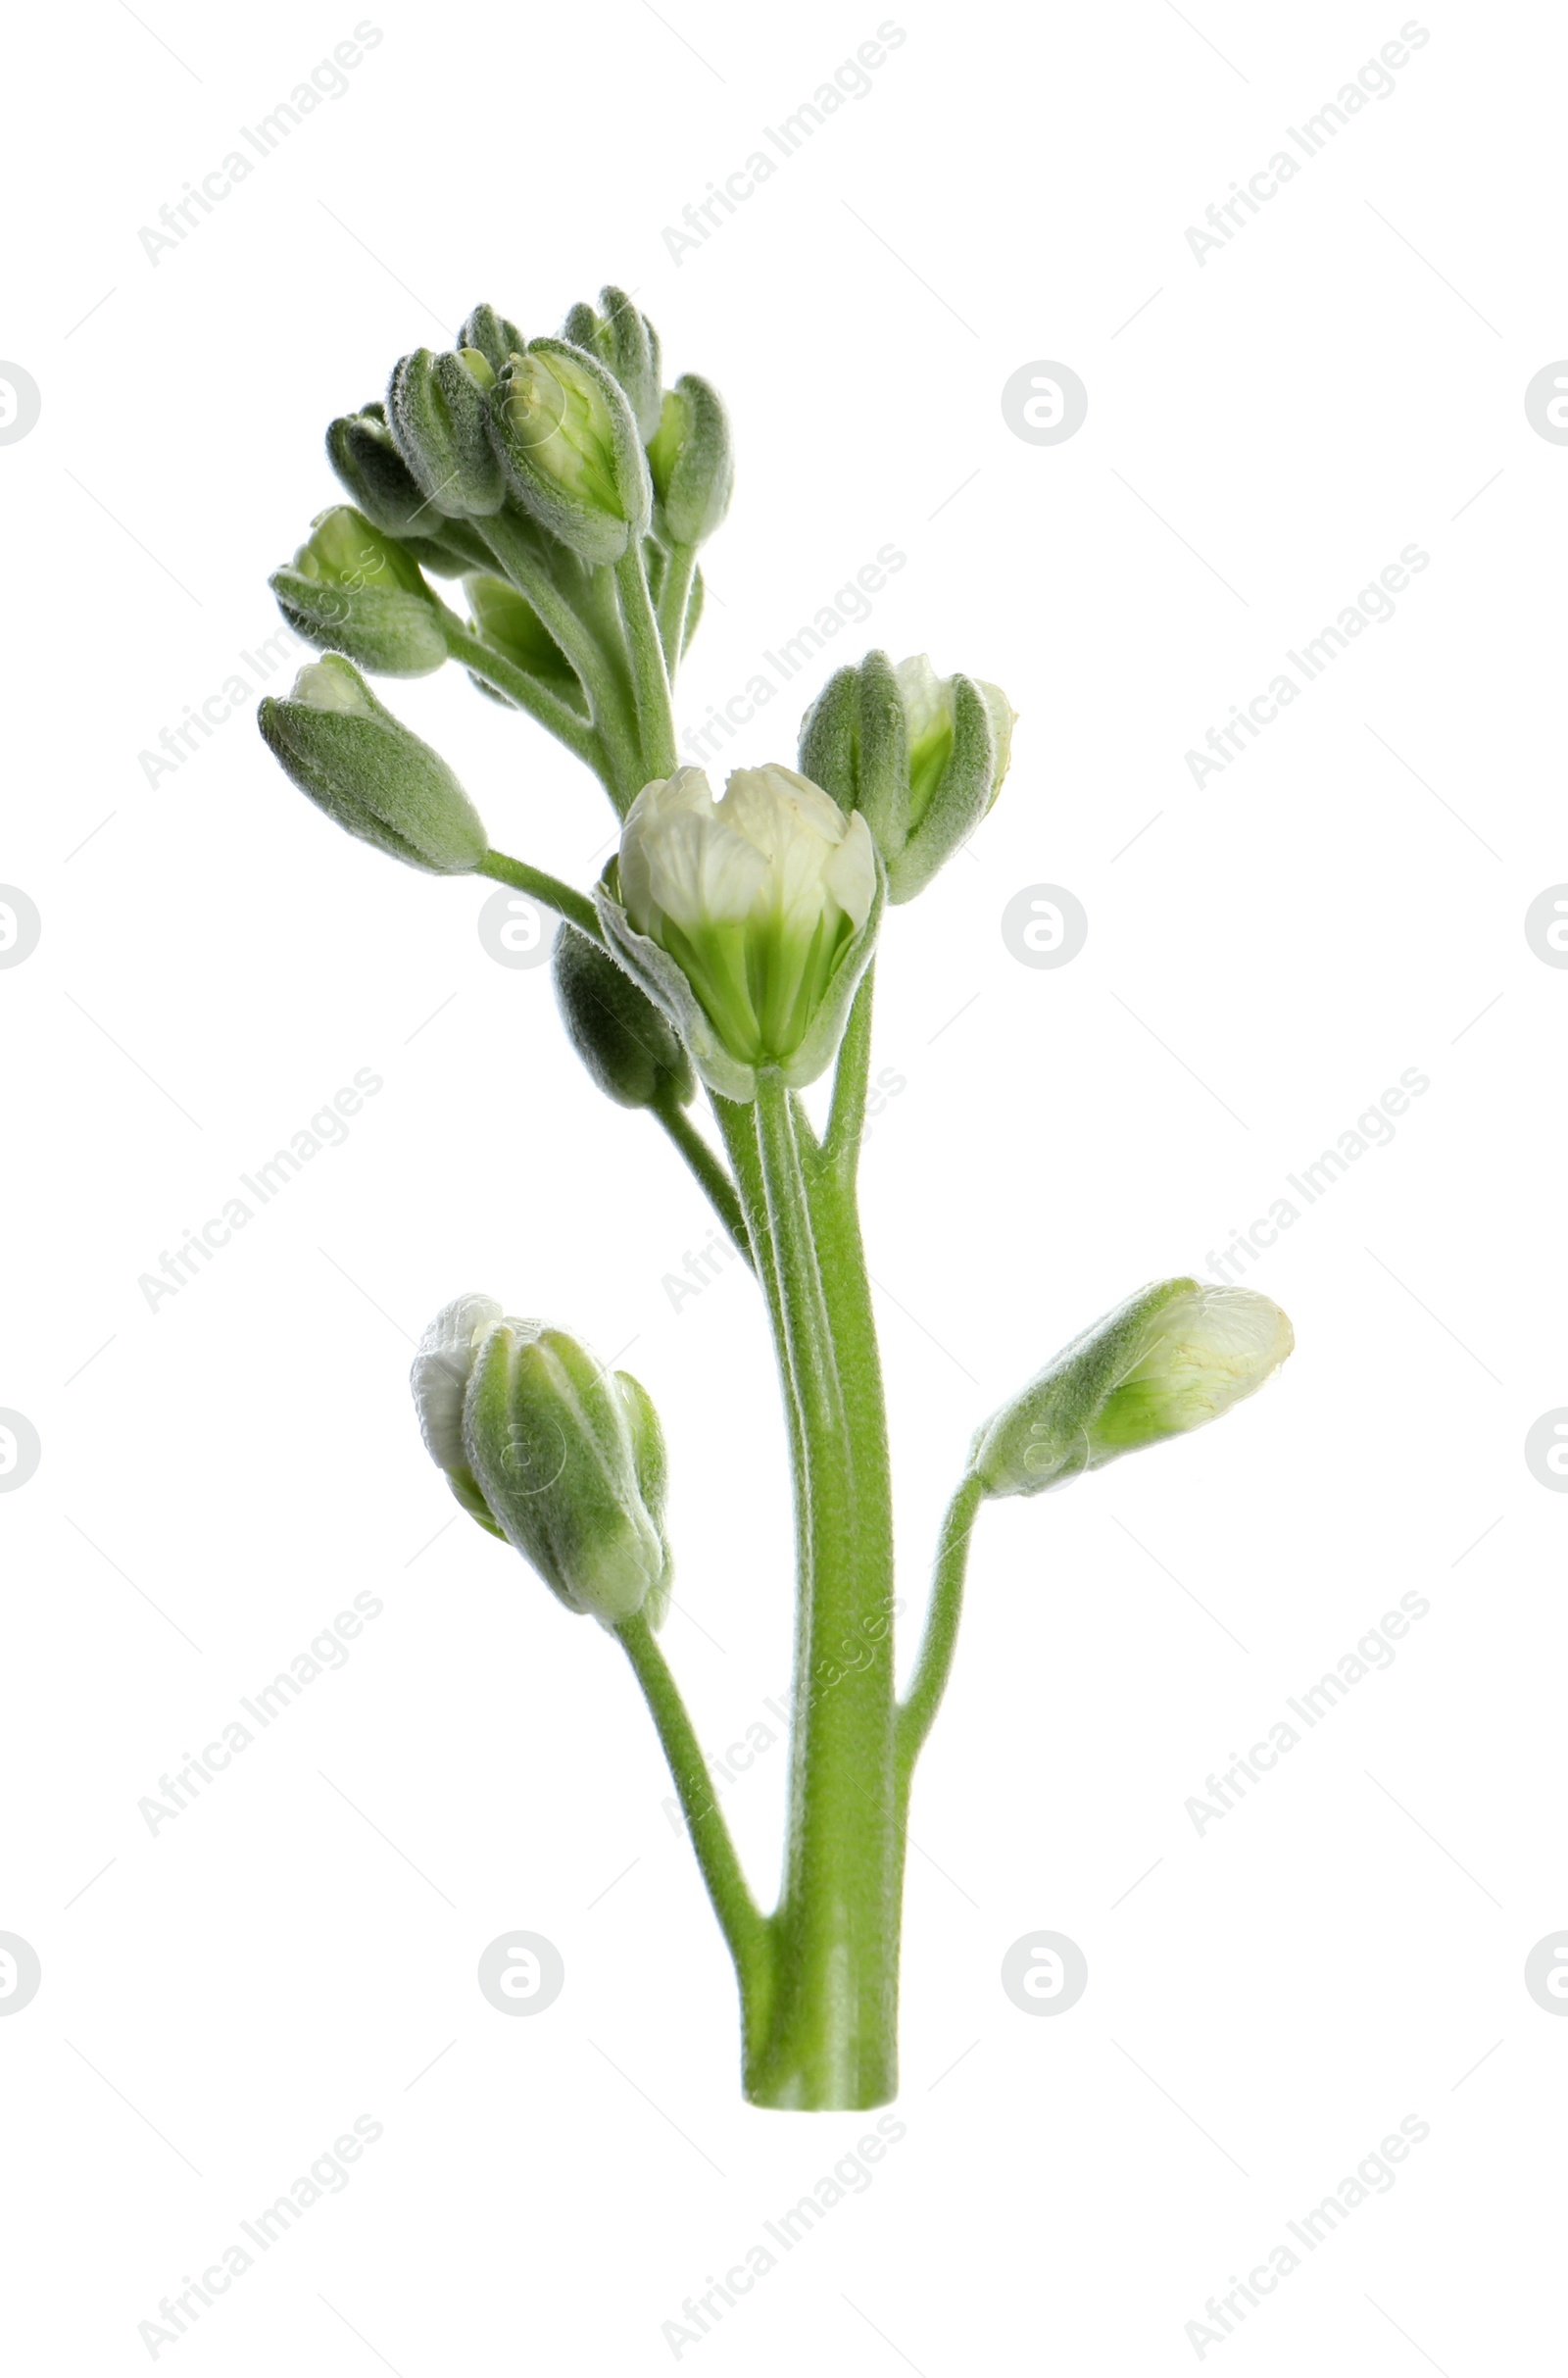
[599,763,882,1097]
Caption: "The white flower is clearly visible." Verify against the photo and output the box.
[608,763,879,1086]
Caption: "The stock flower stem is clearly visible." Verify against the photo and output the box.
[477,850,602,942]
[743,1070,900,2110]
[895,1471,986,1790]
[614,548,679,780]
[654,541,699,671]
[440,620,604,770]
[651,1091,752,1263]
[823,966,876,1179]
[471,517,645,808]
[614,1610,774,2015]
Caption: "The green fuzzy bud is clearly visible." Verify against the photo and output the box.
[387,348,507,519]
[326,408,447,544]
[463,572,581,706]
[562,285,662,443]
[799,652,1016,903]
[457,302,525,376]
[257,654,486,873]
[552,919,694,1110]
[270,506,448,676]
[461,1314,672,1627]
[490,338,651,566]
[646,375,733,549]
[969,1280,1294,1500]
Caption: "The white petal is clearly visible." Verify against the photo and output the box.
[412,1293,502,1472]
[895,655,949,745]
[645,811,767,932]
[821,812,877,929]
[721,764,846,856]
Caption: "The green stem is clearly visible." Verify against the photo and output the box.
[441,619,604,771]
[614,547,678,779]
[744,1070,899,2109]
[470,516,645,809]
[614,1610,773,2016]
[477,850,601,943]
[824,965,876,1181]
[895,1472,985,1791]
[652,1092,751,1263]
[655,541,699,674]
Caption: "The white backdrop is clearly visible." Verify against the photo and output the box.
[4,1,1564,2368]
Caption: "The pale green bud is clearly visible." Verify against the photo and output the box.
[597,763,883,1101]
[562,285,663,443]
[456,302,525,376]
[457,1313,672,1627]
[970,1280,1294,1499]
[463,571,580,706]
[552,920,694,1111]
[490,338,651,565]
[386,347,507,519]
[646,374,733,547]
[270,506,448,676]
[800,651,1016,901]
[257,655,487,873]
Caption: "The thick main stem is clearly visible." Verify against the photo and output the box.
[744,1071,899,2109]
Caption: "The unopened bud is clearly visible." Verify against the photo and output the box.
[552,920,694,1110]
[562,284,662,443]
[387,347,507,519]
[970,1280,1294,1499]
[258,654,486,873]
[800,651,1015,902]
[646,374,733,548]
[459,1314,672,1626]
[270,506,448,676]
[490,338,651,566]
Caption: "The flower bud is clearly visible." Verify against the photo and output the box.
[258,654,487,873]
[597,764,882,1101]
[460,1314,672,1627]
[552,919,694,1110]
[969,1280,1294,1499]
[326,407,444,544]
[463,571,580,705]
[646,374,734,548]
[456,302,524,376]
[270,506,448,676]
[800,652,1015,902]
[387,348,507,519]
[490,338,651,566]
[562,285,662,443]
